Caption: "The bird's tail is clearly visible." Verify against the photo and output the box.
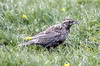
[18,40,36,46]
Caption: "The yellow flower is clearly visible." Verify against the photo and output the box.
[22,14,27,19]
[93,38,96,41]
[86,48,90,52]
[61,8,66,12]
[25,37,33,40]
[64,64,70,66]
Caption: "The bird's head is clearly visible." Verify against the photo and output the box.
[62,18,79,30]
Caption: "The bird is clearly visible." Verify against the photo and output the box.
[18,18,78,49]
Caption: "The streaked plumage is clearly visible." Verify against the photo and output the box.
[18,18,78,49]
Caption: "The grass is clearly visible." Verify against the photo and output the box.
[0,0,100,66]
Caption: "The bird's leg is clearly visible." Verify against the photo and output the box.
[50,47,56,51]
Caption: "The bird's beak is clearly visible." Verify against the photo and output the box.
[73,21,79,25]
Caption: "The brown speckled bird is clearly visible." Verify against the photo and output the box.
[18,18,78,49]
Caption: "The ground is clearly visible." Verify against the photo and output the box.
[0,0,100,66]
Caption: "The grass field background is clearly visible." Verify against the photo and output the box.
[0,0,100,66]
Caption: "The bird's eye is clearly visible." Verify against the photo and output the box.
[69,21,73,25]
[69,21,73,23]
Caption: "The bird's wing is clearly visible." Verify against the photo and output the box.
[31,31,61,44]
[18,25,64,46]
[18,32,61,47]
[31,25,64,44]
